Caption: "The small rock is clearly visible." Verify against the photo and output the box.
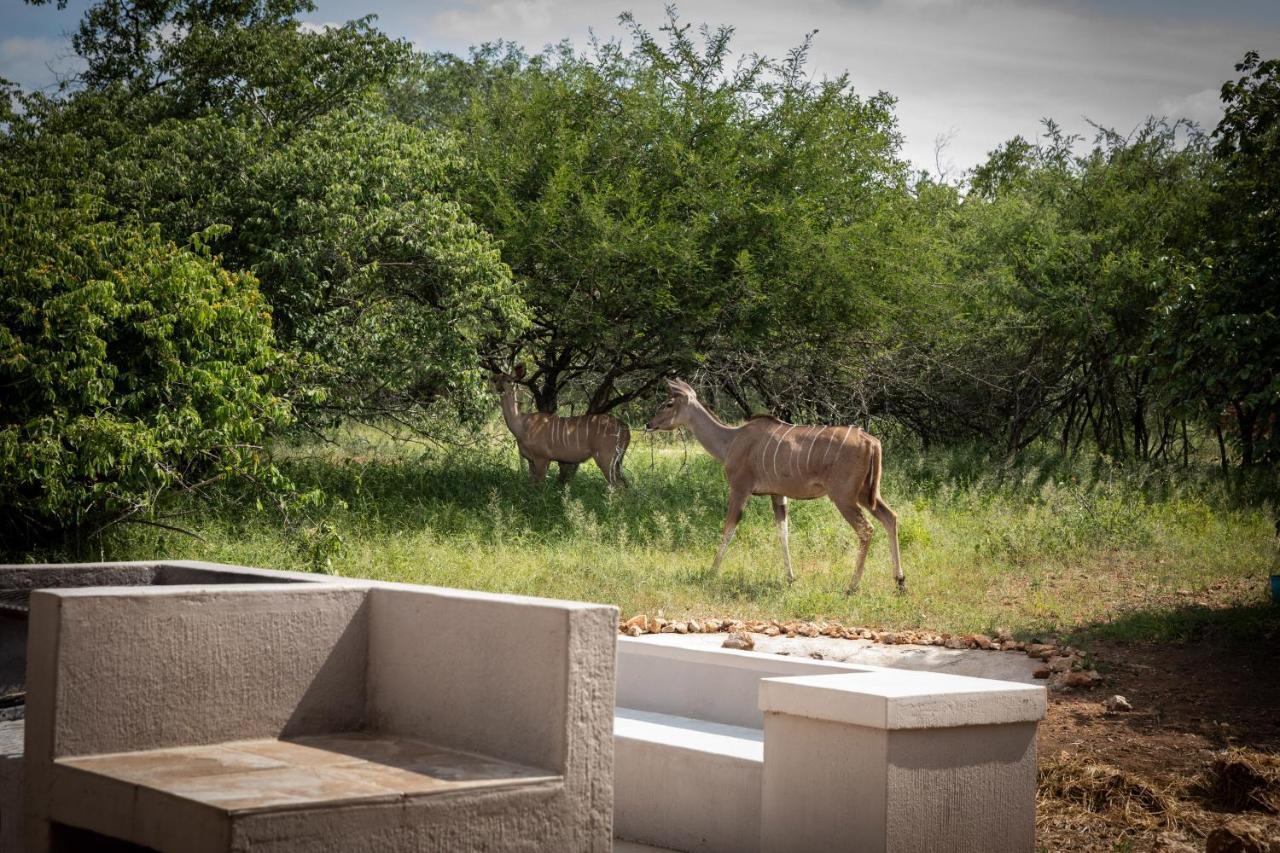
[647,617,666,633]
[995,628,1012,642]
[971,633,994,650]
[660,623,676,633]
[687,619,703,633]
[1033,666,1051,679]
[624,614,647,630]
[1026,644,1047,657]
[809,652,825,660]
[722,632,755,651]
[672,621,688,634]
[1061,670,1101,690]
[1103,695,1132,713]
[1048,656,1073,673]
[881,632,898,645]
[944,637,966,650]
[703,619,722,633]
[625,624,643,637]
[1205,819,1273,853]
[763,625,781,637]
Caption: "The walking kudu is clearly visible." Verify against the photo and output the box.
[492,365,631,487]
[646,378,904,593]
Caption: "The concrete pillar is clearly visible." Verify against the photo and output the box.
[759,670,1045,853]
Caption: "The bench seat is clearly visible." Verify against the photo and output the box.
[50,733,561,852]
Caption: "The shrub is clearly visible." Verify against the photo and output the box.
[0,175,291,555]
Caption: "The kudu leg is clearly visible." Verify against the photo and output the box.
[592,449,626,488]
[870,500,905,593]
[711,489,751,574]
[528,458,550,484]
[772,495,794,584]
[834,500,874,594]
[557,462,579,484]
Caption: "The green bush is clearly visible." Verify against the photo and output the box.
[0,175,291,555]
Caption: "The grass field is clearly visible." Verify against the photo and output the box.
[103,425,1279,644]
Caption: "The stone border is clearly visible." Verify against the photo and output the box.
[618,614,1103,690]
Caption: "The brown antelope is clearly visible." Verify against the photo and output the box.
[492,365,630,487]
[646,378,904,593]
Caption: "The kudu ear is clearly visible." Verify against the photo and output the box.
[666,378,696,401]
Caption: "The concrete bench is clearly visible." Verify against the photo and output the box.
[24,581,617,852]
[614,635,1045,853]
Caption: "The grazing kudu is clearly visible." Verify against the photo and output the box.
[492,365,631,487]
[646,378,904,593]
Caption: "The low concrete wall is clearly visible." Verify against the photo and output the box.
[617,635,870,728]
[13,563,619,853]
[615,636,1046,853]
[760,671,1044,852]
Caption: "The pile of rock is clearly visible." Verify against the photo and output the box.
[616,614,1104,689]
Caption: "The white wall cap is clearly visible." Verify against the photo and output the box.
[30,582,356,599]
[619,635,886,674]
[758,670,1046,730]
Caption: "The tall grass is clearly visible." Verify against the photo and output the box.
[102,425,1279,642]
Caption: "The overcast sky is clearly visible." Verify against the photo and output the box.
[4,0,1278,174]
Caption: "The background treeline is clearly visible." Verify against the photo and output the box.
[2,0,1277,554]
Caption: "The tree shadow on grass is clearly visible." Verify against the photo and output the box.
[1055,598,1279,647]
[220,450,733,545]
[1042,598,1280,751]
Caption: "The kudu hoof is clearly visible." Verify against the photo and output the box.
[844,585,859,597]
[896,578,908,595]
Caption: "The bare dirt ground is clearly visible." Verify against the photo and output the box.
[1037,634,1280,851]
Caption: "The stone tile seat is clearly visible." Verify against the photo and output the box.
[24,581,616,852]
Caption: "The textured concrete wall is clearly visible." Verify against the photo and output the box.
[36,584,369,758]
[759,671,1043,853]
[367,585,617,851]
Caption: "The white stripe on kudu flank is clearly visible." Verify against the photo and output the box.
[804,429,819,472]
[821,427,837,466]
[774,425,797,478]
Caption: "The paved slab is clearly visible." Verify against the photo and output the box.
[630,632,1044,684]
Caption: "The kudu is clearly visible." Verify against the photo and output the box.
[492,365,631,487]
[646,378,904,593]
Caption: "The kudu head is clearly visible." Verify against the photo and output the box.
[487,361,525,394]
[646,378,698,431]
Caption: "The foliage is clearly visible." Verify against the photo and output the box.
[399,12,911,416]
[0,165,290,555]
[14,0,527,433]
[1153,50,1280,467]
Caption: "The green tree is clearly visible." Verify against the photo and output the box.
[402,13,911,416]
[1161,51,1280,467]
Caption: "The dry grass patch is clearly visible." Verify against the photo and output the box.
[1195,748,1280,815]
[1038,751,1188,833]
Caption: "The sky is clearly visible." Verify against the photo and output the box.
[3,0,1278,175]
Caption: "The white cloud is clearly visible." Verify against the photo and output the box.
[1158,86,1224,130]
[297,21,344,35]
